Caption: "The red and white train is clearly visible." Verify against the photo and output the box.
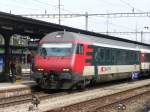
[32,31,150,89]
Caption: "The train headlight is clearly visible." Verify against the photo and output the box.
[37,68,44,71]
[63,68,70,72]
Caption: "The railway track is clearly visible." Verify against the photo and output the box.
[95,87,150,112]
[47,83,150,112]
[0,91,68,108]
[0,79,129,109]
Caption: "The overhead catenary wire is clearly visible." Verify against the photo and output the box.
[0,1,41,12]
[19,11,150,31]
[88,16,136,31]
[9,0,46,12]
[1,0,149,35]
[119,0,144,12]
[19,12,150,19]
[97,0,120,7]
[0,0,76,15]
[32,0,76,14]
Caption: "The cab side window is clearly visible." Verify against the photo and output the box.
[76,44,84,54]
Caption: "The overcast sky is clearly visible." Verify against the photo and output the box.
[1,0,150,43]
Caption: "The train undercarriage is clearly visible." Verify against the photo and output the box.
[32,71,91,90]
[32,70,150,90]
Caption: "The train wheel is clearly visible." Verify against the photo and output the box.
[76,81,86,90]
[69,84,78,91]
[90,79,96,86]
[34,79,43,90]
[36,79,40,84]
[70,80,86,91]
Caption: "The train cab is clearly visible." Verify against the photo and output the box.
[33,32,89,89]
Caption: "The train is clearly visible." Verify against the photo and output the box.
[32,31,150,89]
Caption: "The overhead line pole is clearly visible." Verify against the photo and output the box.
[106,13,109,34]
[58,0,61,24]
[85,12,88,31]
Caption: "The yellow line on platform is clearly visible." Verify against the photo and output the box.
[16,79,22,83]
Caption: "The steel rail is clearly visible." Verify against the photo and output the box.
[46,84,150,112]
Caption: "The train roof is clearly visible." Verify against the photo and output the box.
[40,31,150,52]
[41,31,149,45]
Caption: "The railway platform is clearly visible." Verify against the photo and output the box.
[0,80,36,98]
[0,79,150,112]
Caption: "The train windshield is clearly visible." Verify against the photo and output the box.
[39,43,73,56]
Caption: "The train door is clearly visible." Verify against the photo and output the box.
[92,46,99,80]
[74,44,84,74]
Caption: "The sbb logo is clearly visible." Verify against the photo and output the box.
[101,67,107,72]
[101,67,111,72]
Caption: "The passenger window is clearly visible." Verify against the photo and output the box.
[42,48,47,56]
[76,44,84,54]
